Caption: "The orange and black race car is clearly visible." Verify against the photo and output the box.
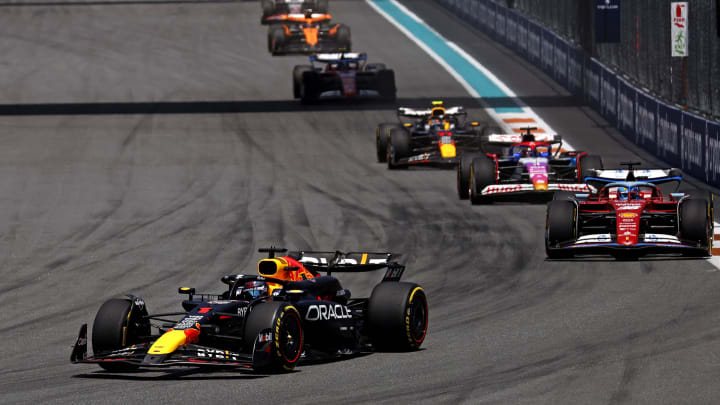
[70,248,428,373]
[261,0,329,25]
[265,11,351,55]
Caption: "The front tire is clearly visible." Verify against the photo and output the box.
[457,152,480,200]
[578,154,604,182]
[335,24,351,51]
[680,198,712,255]
[367,282,428,351]
[469,156,496,205]
[245,302,304,373]
[388,128,411,170]
[269,27,285,54]
[545,200,576,259]
[376,123,397,163]
[92,298,149,372]
[293,65,313,99]
[376,69,396,100]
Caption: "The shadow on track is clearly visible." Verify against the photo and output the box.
[0,95,580,116]
[72,368,272,380]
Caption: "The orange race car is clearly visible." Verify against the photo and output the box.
[265,11,351,56]
[261,0,329,25]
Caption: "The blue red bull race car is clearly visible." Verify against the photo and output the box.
[545,163,714,258]
[71,248,428,373]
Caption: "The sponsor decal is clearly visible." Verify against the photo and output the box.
[237,307,248,318]
[174,315,204,330]
[305,304,352,321]
[408,153,430,162]
[133,297,145,311]
[619,212,637,218]
[258,332,272,343]
[208,300,232,304]
[616,204,642,210]
[197,348,240,360]
[682,123,703,170]
[300,256,386,265]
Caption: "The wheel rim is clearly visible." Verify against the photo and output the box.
[279,311,302,363]
[408,293,427,343]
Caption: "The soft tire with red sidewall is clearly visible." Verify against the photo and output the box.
[245,302,304,373]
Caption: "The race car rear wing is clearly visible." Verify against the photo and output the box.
[483,133,561,144]
[397,106,465,118]
[297,250,404,281]
[311,52,367,62]
[584,168,682,186]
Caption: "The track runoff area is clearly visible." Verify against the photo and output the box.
[367,0,720,264]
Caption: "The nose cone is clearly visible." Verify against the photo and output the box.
[532,177,548,191]
[440,144,456,158]
[148,329,200,355]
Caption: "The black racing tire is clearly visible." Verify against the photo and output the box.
[552,191,576,201]
[377,69,396,100]
[92,298,148,372]
[261,0,274,17]
[578,154,604,182]
[469,156,496,205]
[300,71,321,104]
[457,152,480,200]
[545,200,576,259]
[367,282,428,351]
[244,302,304,373]
[679,199,711,254]
[335,24,351,51]
[388,127,411,170]
[315,0,329,13]
[293,65,313,99]
[366,63,387,71]
[269,26,285,54]
[376,123,397,163]
[480,125,503,153]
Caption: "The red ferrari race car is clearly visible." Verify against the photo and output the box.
[293,53,396,103]
[266,11,350,56]
[545,162,714,258]
[457,129,603,203]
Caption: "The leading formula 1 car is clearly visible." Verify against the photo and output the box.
[70,248,428,373]
[261,0,329,24]
[458,129,604,203]
[293,53,396,103]
[376,101,491,169]
[266,11,350,55]
[545,163,714,258]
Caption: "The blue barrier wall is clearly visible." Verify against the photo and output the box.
[434,0,720,189]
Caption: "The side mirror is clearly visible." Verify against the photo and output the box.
[574,193,589,201]
[670,193,686,201]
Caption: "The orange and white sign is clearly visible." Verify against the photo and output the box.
[671,2,688,57]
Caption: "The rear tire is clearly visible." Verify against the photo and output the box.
[300,71,320,104]
[367,282,428,351]
[376,123,397,163]
[457,152,480,200]
[469,157,496,205]
[92,298,149,372]
[545,200,576,258]
[335,24,351,51]
[316,0,329,12]
[293,65,313,99]
[261,0,274,16]
[244,302,304,373]
[377,70,396,100]
[679,199,711,255]
[269,27,285,54]
[388,128,411,170]
[578,154,603,182]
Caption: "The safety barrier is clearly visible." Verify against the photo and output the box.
[435,0,720,189]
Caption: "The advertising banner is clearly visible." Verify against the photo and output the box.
[600,65,618,126]
[495,5,507,44]
[681,112,706,179]
[505,9,518,48]
[671,2,689,57]
[656,101,682,166]
[617,77,635,138]
[595,0,621,43]
[707,121,720,185]
[553,35,569,88]
[566,45,584,97]
[516,11,528,57]
[527,20,542,67]
[584,58,602,110]
[635,90,657,150]
[541,29,555,76]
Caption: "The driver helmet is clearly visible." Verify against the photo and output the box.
[240,281,268,300]
[617,186,629,200]
[628,186,641,200]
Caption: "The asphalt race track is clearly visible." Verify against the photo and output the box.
[1,0,720,403]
